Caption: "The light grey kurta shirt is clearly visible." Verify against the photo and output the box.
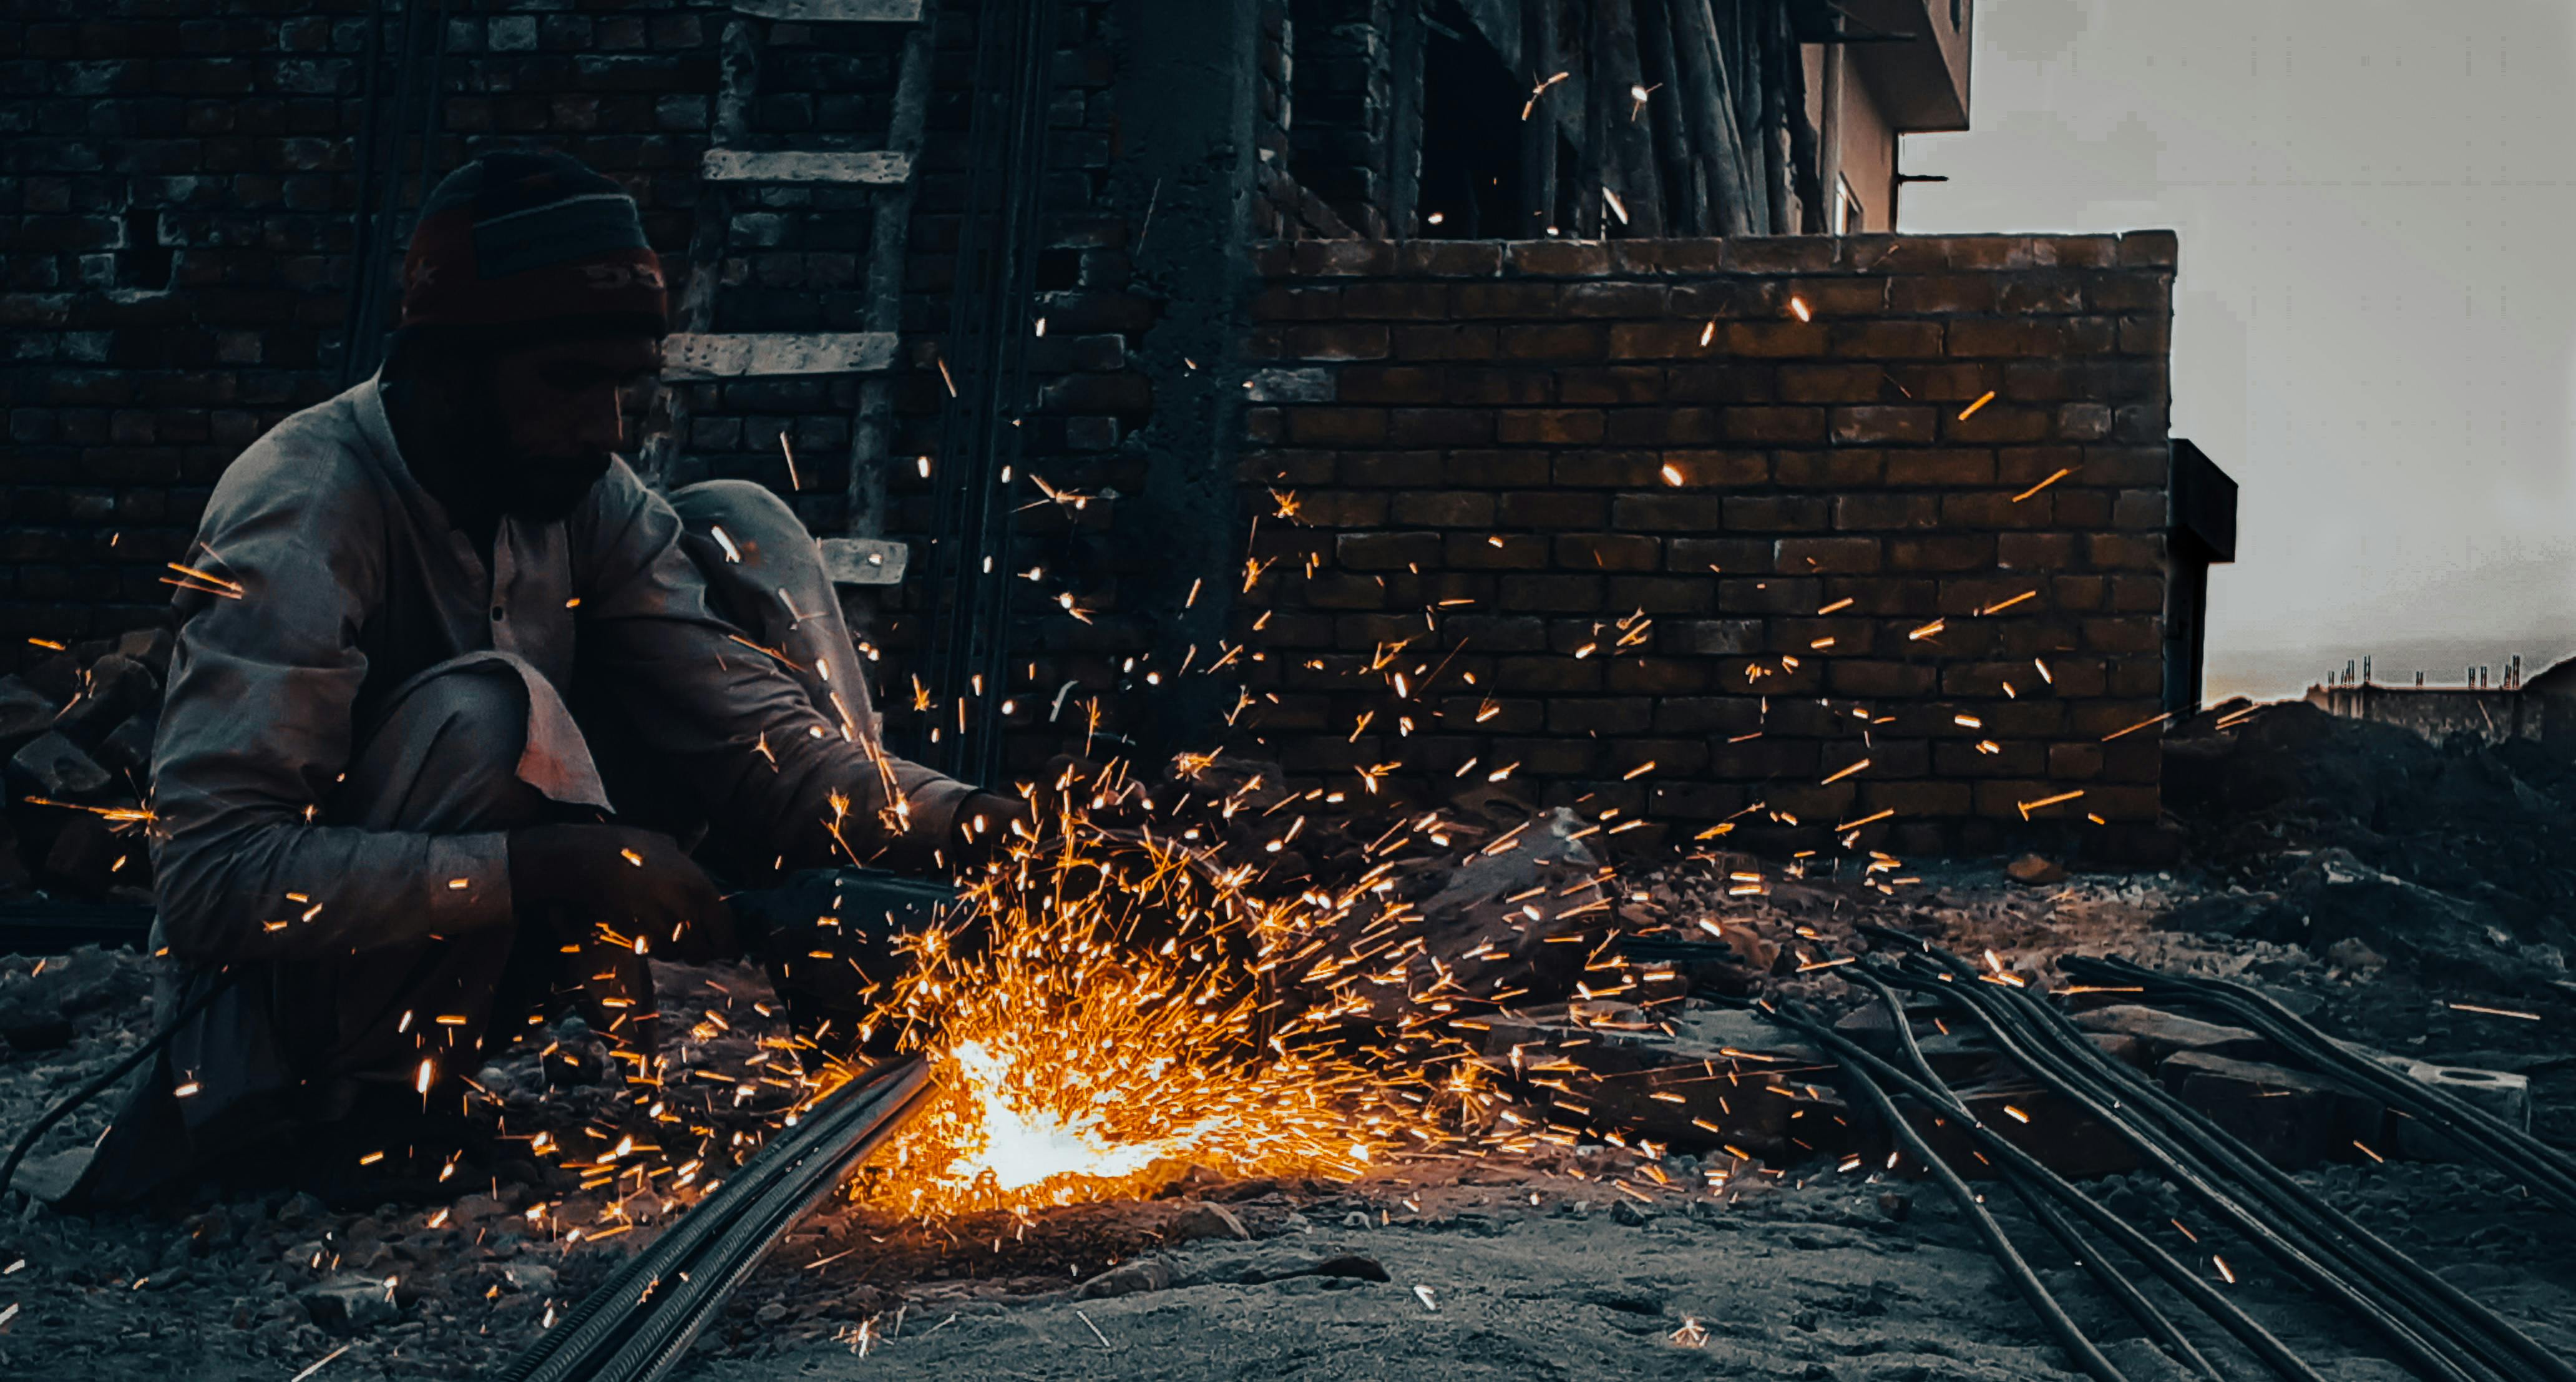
[147,373,971,964]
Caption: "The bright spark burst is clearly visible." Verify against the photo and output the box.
[842,809,1460,1218]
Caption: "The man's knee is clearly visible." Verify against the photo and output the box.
[670,479,812,567]
[339,667,550,833]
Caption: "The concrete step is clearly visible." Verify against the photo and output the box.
[661,332,897,381]
[820,536,909,587]
[700,149,910,186]
[731,0,920,21]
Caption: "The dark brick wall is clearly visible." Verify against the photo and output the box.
[1,0,721,661]
[0,0,1173,742]
[1232,232,2182,865]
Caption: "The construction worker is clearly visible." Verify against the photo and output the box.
[75,147,1030,1205]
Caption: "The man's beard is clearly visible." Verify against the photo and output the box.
[445,404,612,524]
[504,451,615,523]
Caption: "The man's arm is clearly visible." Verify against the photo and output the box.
[572,466,975,875]
[149,438,515,964]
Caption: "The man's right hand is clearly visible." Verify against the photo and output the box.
[506,823,739,962]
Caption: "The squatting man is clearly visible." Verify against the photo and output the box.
[77,148,1035,1205]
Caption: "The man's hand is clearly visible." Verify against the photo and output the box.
[947,790,1036,869]
[507,823,740,962]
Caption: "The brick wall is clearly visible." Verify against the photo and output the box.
[1233,232,2182,865]
[0,0,1177,743]
[0,0,718,662]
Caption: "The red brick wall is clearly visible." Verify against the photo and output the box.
[1234,232,2181,865]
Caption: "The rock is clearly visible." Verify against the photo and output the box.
[1609,1199,1652,1227]
[41,811,125,893]
[0,988,72,1053]
[183,1207,236,1255]
[9,731,110,798]
[52,654,157,743]
[1169,1202,1250,1242]
[95,710,158,775]
[2359,1052,2532,1161]
[2160,1050,2383,1169]
[1075,1258,1172,1299]
[115,625,174,680]
[448,1193,507,1225]
[1876,1192,1912,1222]
[1420,807,1599,918]
[2325,938,2386,971]
[0,676,56,753]
[1908,1082,2140,1180]
[1300,1254,1388,1283]
[17,652,79,704]
[1341,1211,1372,1230]
[2072,1005,2271,1066]
[2005,853,2066,885]
[498,1263,555,1295]
[753,1302,789,1325]
[300,1273,400,1331]
[277,1192,329,1228]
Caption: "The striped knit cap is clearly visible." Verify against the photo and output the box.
[399,147,668,335]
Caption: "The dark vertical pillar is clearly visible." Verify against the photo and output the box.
[1114,0,1259,762]
[1389,0,1425,235]
[1520,0,1560,237]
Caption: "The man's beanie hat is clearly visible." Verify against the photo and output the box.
[400,147,668,336]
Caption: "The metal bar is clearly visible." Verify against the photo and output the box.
[731,0,923,20]
[1877,952,2539,1382]
[1828,1044,2132,1381]
[499,1057,932,1382]
[700,149,912,184]
[1732,992,2330,1382]
[660,331,898,380]
[1518,0,1559,235]
[846,4,942,541]
[1388,0,1427,237]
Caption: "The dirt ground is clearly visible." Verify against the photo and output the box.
[2,700,2574,1380]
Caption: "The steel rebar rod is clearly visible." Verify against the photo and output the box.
[2062,958,2576,1214]
[500,1055,930,1382]
[1881,952,2553,1382]
[1826,1033,2132,1381]
[1725,994,2330,1382]
[1849,969,2225,1381]
[1981,966,2574,1382]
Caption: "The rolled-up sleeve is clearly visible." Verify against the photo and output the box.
[573,466,970,872]
[149,444,513,964]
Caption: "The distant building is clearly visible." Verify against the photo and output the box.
[2307,652,2560,748]
[1803,0,1975,234]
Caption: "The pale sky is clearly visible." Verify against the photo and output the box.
[1900,0,2576,702]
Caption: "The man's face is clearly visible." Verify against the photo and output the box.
[464,334,661,523]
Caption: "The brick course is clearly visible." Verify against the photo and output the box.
[1236,233,2179,864]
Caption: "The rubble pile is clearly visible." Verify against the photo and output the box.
[0,629,169,904]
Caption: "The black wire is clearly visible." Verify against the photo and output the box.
[1,971,235,1205]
